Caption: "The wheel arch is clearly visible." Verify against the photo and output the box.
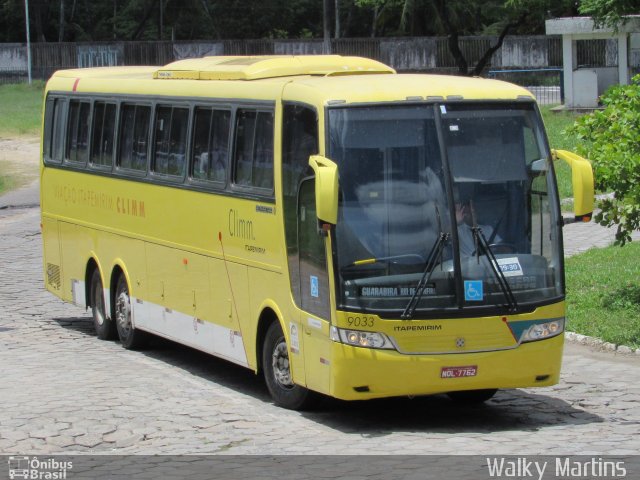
[109,260,131,319]
[255,305,284,375]
[84,254,104,310]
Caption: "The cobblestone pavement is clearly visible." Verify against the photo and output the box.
[1,206,639,456]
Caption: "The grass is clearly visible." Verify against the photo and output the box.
[565,242,640,349]
[0,82,45,137]
[0,82,44,195]
[539,105,586,203]
[0,175,13,195]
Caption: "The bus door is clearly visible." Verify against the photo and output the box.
[282,102,331,392]
[297,178,332,392]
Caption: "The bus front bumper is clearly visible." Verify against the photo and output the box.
[327,334,563,401]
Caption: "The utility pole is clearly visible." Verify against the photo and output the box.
[24,0,32,84]
[334,0,340,39]
[323,0,331,54]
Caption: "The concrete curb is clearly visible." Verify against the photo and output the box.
[565,331,640,355]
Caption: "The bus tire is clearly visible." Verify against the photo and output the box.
[90,269,117,340]
[114,274,146,350]
[262,321,314,410]
[447,389,497,404]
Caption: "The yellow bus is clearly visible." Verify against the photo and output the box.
[40,55,594,409]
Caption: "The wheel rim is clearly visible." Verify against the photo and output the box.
[271,338,293,389]
[115,286,132,337]
[93,281,105,326]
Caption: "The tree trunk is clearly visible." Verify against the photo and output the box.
[32,1,50,42]
[470,13,527,76]
[131,0,157,40]
[334,0,340,39]
[434,0,467,74]
[323,0,331,52]
[58,0,65,42]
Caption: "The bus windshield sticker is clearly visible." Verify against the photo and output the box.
[310,276,319,298]
[440,105,447,114]
[360,285,435,297]
[496,257,524,277]
[464,280,484,301]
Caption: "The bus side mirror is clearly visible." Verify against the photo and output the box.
[551,149,595,222]
[308,155,338,225]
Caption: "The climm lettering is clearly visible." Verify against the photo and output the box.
[229,209,255,240]
[116,197,145,217]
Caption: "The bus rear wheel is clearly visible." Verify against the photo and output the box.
[447,389,497,404]
[90,269,117,340]
[262,321,314,410]
[114,274,146,350]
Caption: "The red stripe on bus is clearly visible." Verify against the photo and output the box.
[72,78,80,91]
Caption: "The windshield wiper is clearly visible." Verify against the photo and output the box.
[472,227,518,312]
[343,254,426,269]
[401,231,450,320]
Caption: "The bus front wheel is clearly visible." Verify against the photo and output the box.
[90,269,117,340]
[262,321,314,410]
[114,274,146,350]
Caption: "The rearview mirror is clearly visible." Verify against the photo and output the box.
[551,149,594,222]
[308,155,338,225]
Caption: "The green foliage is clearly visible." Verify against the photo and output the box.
[539,106,584,201]
[0,174,13,196]
[579,0,640,30]
[0,0,580,42]
[565,242,640,349]
[0,82,45,137]
[566,75,640,245]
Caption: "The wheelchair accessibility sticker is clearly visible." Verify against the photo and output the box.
[310,275,319,298]
[464,280,484,301]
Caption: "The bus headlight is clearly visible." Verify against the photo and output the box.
[521,318,564,342]
[330,326,395,350]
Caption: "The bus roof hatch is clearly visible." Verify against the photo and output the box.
[153,55,396,80]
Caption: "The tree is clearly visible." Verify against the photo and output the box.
[354,0,578,75]
[579,0,640,30]
[567,76,640,245]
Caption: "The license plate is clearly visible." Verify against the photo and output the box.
[441,365,477,378]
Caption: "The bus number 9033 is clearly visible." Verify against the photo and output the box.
[347,316,375,328]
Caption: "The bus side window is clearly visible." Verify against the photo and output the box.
[233,109,274,191]
[65,100,90,164]
[153,105,188,178]
[90,102,116,169]
[118,104,150,173]
[253,111,274,189]
[191,107,230,184]
[43,97,66,164]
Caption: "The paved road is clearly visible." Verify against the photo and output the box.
[0,196,639,455]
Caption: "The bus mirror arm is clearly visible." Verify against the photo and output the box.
[551,149,595,222]
[309,155,339,225]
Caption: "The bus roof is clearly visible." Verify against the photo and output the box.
[47,55,535,105]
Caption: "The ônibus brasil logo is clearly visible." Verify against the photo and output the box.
[8,456,72,480]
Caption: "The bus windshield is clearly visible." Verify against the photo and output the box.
[329,103,562,317]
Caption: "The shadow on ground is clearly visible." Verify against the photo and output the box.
[54,315,603,436]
